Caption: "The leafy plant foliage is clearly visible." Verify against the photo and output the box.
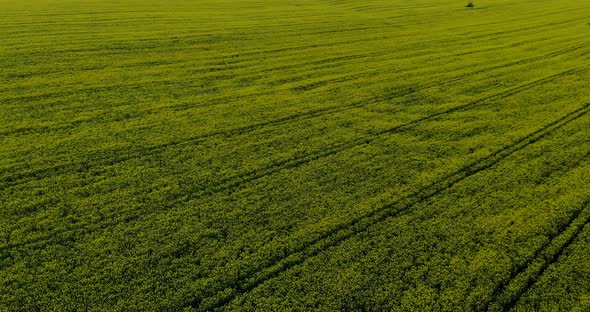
[1,0,590,311]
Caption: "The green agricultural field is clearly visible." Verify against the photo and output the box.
[2,0,590,310]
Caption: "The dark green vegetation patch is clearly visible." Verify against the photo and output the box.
[2,0,590,310]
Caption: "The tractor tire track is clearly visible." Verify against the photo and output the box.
[2,64,585,260]
[290,41,585,93]
[192,29,554,80]
[2,35,586,138]
[188,65,587,200]
[0,33,563,127]
[2,47,587,191]
[193,18,576,86]
[6,11,583,105]
[485,199,590,312]
[191,101,590,311]
[199,13,588,64]
[0,28,551,105]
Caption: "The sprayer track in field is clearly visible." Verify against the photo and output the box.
[485,199,590,312]
[192,100,590,312]
[2,47,587,191]
[3,65,584,262]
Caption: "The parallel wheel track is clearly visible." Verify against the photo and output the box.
[190,102,590,311]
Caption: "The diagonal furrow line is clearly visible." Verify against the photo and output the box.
[0,34,577,139]
[2,64,585,257]
[287,39,587,92]
[1,59,183,82]
[3,65,583,258]
[192,101,590,311]
[289,40,588,93]
[292,45,587,92]
[485,199,590,312]
[1,78,192,105]
[0,60,577,195]
[191,32,554,82]
[198,13,587,64]
[2,46,587,190]
[191,65,586,199]
[0,67,583,208]
[0,31,569,108]
[141,65,590,195]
